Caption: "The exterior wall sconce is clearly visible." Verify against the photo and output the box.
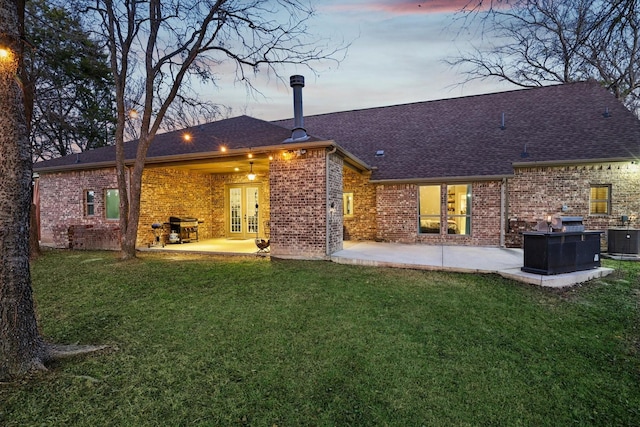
[247,161,256,181]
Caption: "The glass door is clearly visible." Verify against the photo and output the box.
[246,188,259,235]
[228,185,260,238]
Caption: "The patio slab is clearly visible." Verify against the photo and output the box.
[139,238,262,256]
[331,241,613,288]
[138,238,613,287]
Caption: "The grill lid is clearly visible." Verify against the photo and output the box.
[169,216,198,223]
[551,216,585,232]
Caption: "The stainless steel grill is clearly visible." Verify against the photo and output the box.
[168,216,199,243]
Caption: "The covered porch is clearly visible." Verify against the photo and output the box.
[137,143,366,258]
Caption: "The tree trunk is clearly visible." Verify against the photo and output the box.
[0,0,46,380]
[119,136,148,260]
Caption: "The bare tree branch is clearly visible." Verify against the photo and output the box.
[448,0,640,114]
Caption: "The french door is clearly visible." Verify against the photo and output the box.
[228,185,260,238]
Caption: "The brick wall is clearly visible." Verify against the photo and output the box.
[38,168,121,248]
[69,224,121,250]
[507,162,640,248]
[468,181,503,246]
[375,181,503,246]
[269,148,328,258]
[39,165,272,250]
[376,184,418,243]
[138,168,213,247]
[40,167,218,249]
[343,168,376,240]
[41,158,637,253]
[327,152,344,254]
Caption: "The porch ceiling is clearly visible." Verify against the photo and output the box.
[147,156,271,176]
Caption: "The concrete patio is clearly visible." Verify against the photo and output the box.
[332,241,614,288]
[140,238,614,288]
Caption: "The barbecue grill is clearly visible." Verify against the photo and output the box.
[551,216,585,232]
[168,216,199,243]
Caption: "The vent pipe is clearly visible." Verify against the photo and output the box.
[285,75,309,142]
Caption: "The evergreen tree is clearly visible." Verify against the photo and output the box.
[24,0,115,160]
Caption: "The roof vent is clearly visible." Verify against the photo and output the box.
[520,144,529,158]
[284,75,309,143]
[375,150,385,157]
[603,107,611,118]
[500,112,506,130]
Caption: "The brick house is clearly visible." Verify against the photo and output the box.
[33,79,640,258]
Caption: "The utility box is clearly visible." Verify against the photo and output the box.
[607,228,640,255]
[522,231,602,275]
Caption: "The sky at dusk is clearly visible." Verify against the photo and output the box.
[207,0,519,122]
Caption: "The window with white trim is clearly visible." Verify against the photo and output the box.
[85,190,95,216]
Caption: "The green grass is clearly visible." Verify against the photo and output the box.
[1,251,639,426]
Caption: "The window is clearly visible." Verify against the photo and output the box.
[418,185,441,234]
[85,190,95,216]
[343,192,354,217]
[447,184,471,235]
[590,185,611,215]
[105,189,120,220]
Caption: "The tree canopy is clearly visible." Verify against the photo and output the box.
[24,0,115,160]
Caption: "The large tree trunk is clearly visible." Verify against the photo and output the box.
[18,0,40,259]
[0,0,47,380]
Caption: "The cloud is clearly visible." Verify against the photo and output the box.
[323,0,475,15]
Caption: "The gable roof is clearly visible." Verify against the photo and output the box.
[33,115,325,172]
[276,81,640,182]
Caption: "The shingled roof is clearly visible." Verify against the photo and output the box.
[35,81,640,181]
[276,81,640,181]
[34,115,323,172]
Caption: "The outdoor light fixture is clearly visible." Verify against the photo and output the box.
[182,133,192,142]
[0,46,17,73]
[247,162,256,181]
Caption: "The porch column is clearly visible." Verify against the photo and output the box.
[269,147,343,259]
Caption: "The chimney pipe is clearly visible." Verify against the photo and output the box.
[286,75,309,142]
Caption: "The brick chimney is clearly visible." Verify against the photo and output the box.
[285,75,309,142]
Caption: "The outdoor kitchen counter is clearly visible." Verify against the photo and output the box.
[521,231,603,275]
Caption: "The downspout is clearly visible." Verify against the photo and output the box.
[326,145,338,257]
[500,177,507,247]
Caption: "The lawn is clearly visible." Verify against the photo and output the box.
[1,250,639,426]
